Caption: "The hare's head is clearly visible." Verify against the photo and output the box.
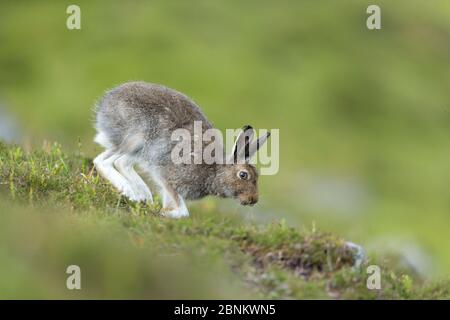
[213,126,270,206]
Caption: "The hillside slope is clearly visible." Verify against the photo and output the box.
[0,142,448,299]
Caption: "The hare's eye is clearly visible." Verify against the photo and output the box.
[238,170,249,180]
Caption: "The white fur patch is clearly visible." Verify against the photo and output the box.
[114,154,153,203]
[94,131,113,149]
[94,150,140,201]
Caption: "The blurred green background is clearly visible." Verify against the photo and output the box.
[1,0,449,281]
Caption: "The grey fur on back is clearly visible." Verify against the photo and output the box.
[95,81,218,200]
[95,81,212,151]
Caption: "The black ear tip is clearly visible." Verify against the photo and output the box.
[266,131,271,138]
[242,125,253,131]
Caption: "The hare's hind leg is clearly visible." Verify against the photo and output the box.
[150,171,189,218]
[114,154,153,203]
[94,150,140,201]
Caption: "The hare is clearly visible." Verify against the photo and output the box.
[93,81,270,218]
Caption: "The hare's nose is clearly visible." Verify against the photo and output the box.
[241,195,258,206]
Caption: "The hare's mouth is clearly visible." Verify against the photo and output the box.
[239,197,258,206]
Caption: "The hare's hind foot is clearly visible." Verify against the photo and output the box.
[94,150,153,203]
[113,154,154,203]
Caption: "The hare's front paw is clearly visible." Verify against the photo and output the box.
[161,206,189,219]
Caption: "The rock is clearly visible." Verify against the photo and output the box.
[345,241,367,269]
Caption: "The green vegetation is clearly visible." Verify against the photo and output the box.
[1,142,448,299]
[1,1,450,297]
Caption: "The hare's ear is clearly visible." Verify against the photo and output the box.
[231,125,254,162]
[246,131,271,160]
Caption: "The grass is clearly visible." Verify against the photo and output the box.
[0,141,448,299]
[2,0,450,274]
